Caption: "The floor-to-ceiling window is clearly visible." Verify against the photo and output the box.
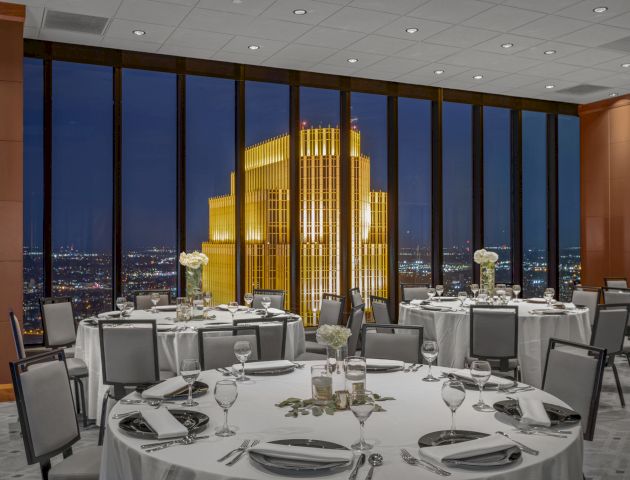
[51,62,113,319]
[121,69,177,298]
[398,97,432,289]
[443,102,473,294]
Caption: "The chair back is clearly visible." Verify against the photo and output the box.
[605,277,628,289]
[602,287,630,305]
[348,288,363,308]
[347,305,364,356]
[40,297,76,348]
[198,326,261,370]
[318,294,345,326]
[234,317,287,360]
[401,283,430,301]
[134,290,170,310]
[590,304,630,356]
[99,320,159,387]
[9,311,26,360]
[370,296,394,333]
[252,289,285,309]
[542,338,606,441]
[10,350,80,465]
[572,287,601,325]
[469,306,518,371]
[362,324,423,363]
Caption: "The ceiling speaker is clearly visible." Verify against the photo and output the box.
[43,9,109,35]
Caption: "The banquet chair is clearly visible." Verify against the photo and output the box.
[467,306,520,380]
[602,287,630,304]
[542,338,606,441]
[347,304,365,356]
[604,277,628,289]
[361,324,423,363]
[589,304,630,407]
[401,283,430,302]
[198,325,261,370]
[370,296,394,333]
[305,294,346,356]
[348,288,364,308]
[133,289,170,309]
[10,350,102,480]
[572,286,601,325]
[252,289,285,309]
[39,297,89,427]
[234,317,287,360]
[9,311,50,360]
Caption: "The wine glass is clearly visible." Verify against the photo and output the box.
[227,301,239,321]
[495,288,506,305]
[435,284,444,301]
[234,340,252,382]
[427,287,436,301]
[214,379,238,437]
[203,291,213,308]
[124,301,134,318]
[457,291,468,307]
[349,390,376,451]
[441,380,466,439]
[544,288,555,306]
[470,284,479,299]
[261,296,271,316]
[180,359,201,407]
[150,292,161,313]
[421,340,439,382]
[116,296,126,315]
[512,284,521,302]
[470,360,492,411]
[244,292,253,311]
[477,288,488,304]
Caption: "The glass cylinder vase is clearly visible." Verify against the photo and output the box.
[480,262,496,296]
[186,267,202,300]
[326,346,347,392]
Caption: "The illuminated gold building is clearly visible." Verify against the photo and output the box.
[202,127,388,324]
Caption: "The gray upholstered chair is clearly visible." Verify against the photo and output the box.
[362,324,423,363]
[252,289,285,309]
[370,295,394,333]
[604,277,628,289]
[10,350,102,480]
[134,290,170,309]
[401,283,430,302]
[348,288,363,308]
[198,325,261,370]
[8,311,50,361]
[347,305,364,356]
[467,306,520,380]
[572,286,601,325]
[235,317,287,360]
[602,287,630,304]
[589,304,630,407]
[305,294,346,355]
[542,338,606,441]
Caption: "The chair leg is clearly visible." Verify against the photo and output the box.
[626,353,630,368]
[73,379,81,415]
[98,392,110,446]
[40,461,51,480]
[611,363,625,408]
[76,378,88,428]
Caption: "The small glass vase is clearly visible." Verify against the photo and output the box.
[480,262,496,296]
[186,267,202,300]
[326,346,347,392]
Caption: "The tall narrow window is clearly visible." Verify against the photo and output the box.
[442,102,473,294]
[52,62,113,319]
[398,97,432,290]
[186,76,236,306]
[558,115,580,301]
[121,69,177,298]
[522,111,548,297]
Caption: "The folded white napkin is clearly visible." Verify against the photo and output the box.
[232,360,294,372]
[141,409,188,439]
[249,443,354,463]
[421,305,452,312]
[155,305,177,312]
[421,433,515,464]
[366,358,404,369]
[518,397,551,427]
[266,307,285,315]
[156,324,175,331]
[410,299,424,306]
[449,369,514,388]
[142,377,189,399]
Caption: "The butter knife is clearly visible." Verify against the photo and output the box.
[349,453,365,480]
[496,431,539,455]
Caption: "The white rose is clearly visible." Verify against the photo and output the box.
[487,251,499,263]
[473,249,487,264]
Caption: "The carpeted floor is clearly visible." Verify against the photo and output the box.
[1,356,629,479]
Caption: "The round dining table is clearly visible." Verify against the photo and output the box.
[101,363,583,480]
[74,308,306,424]
[398,299,592,388]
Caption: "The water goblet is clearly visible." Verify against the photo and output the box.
[477,288,488,304]
[227,301,239,321]
[214,379,238,437]
[124,301,135,318]
[261,296,271,316]
[234,340,252,382]
[150,292,160,313]
[116,296,126,315]
[512,284,521,302]
[421,340,439,382]
[244,292,253,311]
[180,359,201,407]
[470,360,492,411]
[349,390,376,451]
[427,288,436,301]
[544,288,555,306]
[203,291,213,308]
[345,356,367,394]
[470,284,479,299]
[495,288,506,305]
[457,291,468,307]
[441,380,466,439]
[435,284,444,301]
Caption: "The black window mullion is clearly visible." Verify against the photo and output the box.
[235,74,245,302]
[176,73,186,296]
[289,82,300,312]
[387,95,398,317]
[340,88,351,311]
[510,110,523,287]
[431,96,443,286]
[472,105,484,283]
[547,113,559,297]
[112,65,122,303]
[43,56,52,298]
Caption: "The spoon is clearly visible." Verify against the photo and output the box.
[366,453,383,480]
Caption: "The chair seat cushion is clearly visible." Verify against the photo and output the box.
[466,356,519,371]
[305,340,327,354]
[159,370,176,380]
[296,352,327,361]
[49,445,102,480]
[66,358,88,378]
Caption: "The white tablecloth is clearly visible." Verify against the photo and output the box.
[74,309,306,423]
[101,364,583,480]
[398,300,591,388]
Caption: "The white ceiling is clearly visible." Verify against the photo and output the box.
[13,0,630,104]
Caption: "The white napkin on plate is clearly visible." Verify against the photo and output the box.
[366,358,404,369]
[421,434,515,463]
[155,305,177,312]
[421,305,452,312]
[410,299,424,306]
[249,443,354,463]
[266,307,285,315]
[518,397,551,427]
[232,360,294,372]
[142,377,189,399]
[448,369,514,388]
[140,409,188,439]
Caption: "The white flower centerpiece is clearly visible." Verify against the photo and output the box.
[179,251,208,301]
[473,248,499,295]
[316,324,352,378]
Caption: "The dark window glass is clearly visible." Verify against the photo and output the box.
[23,57,44,344]
[186,75,235,306]
[558,115,580,301]
[121,69,177,298]
[522,111,548,297]
[398,97,432,290]
[483,106,512,283]
[51,61,113,319]
[442,102,473,294]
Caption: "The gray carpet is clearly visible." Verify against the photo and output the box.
[1,357,629,479]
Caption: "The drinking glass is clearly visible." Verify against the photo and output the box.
[176,297,189,321]
[244,292,253,310]
[203,291,213,308]
[495,288,506,305]
[349,391,376,451]
[477,288,488,304]
[150,292,161,313]
[261,296,271,316]
[427,288,436,301]
[180,359,201,407]
[441,380,466,438]
[421,340,439,382]
[227,301,239,321]
[345,356,367,394]
[124,301,134,317]
[512,284,521,302]
[234,340,252,382]
[311,365,332,405]
[470,284,479,299]
[435,284,444,301]
[116,296,126,314]
[544,288,555,305]
[457,291,468,307]
[214,379,238,437]
[470,360,492,411]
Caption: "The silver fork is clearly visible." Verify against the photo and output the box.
[218,440,250,462]
[400,449,451,476]
[226,439,259,466]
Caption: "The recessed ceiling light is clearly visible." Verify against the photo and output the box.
[248,45,260,50]
[405,27,419,34]
[132,29,146,36]
[593,6,608,13]
[347,58,358,63]
[473,74,483,80]
[544,50,556,55]
[293,9,307,15]
[622,63,630,68]
[501,43,514,49]
[434,69,444,75]
[545,84,555,89]
[610,92,619,97]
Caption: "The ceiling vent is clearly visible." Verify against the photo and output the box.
[43,9,109,35]
[600,35,630,53]
[557,84,610,95]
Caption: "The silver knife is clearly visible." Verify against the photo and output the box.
[140,435,209,449]
[349,453,365,480]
